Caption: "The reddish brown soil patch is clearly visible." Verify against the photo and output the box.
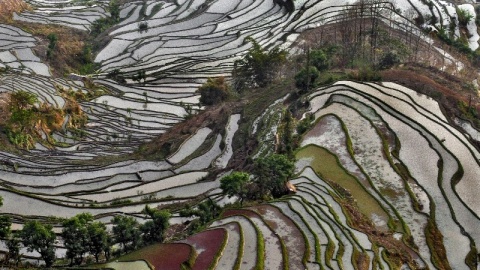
[222,208,260,218]
[180,228,227,270]
[120,243,193,270]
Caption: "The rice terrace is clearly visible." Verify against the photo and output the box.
[0,0,479,269]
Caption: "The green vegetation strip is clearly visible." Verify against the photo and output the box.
[288,196,323,262]
[292,185,339,268]
[207,228,229,270]
[271,200,313,265]
[234,221,244,270]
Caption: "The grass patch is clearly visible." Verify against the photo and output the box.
[253,220,265,270]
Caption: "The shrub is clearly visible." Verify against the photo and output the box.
[107,69,126,83]
[46,33,57,59]
[198,77,230,105]
[310,49,330,71]
[138,21,149,32]
[457,8,473,26]
[294,66,320,92]
[378,51,400,70]
[296,113,315,135]
[348,65,382,81]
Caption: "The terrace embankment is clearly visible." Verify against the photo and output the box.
[381,64,480,149]
[138,100,243,161]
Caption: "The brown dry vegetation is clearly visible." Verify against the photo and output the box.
[0,0,30,20]
[0,0,88,76]
[381,64,480,115]
[328,181,423,268]
[0,93,18,153]
[0,92,11,126]
[20,23,88,77]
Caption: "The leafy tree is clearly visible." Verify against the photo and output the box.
[233,37,287,90]
[112,215,141,252]
[78,45,99,74]
[106,69,126,84]
[0,196,17,266]
[294,66,320,93]
[198,77,230,106]
[6,233,22,266]
[180,199,221,227]
[138,21,149,32]
[220,171,251,205]
[20,220,57,268]
[197,199,221,224]
[0,215,11,238]
[278,110,295,158]
[253,154,295,198]
[108,0,120,22]
[87,221,110,263]
[141,206,171,244]
[46,33,58,59]
[310,49,330,71]
[62,213,93,265]
[0,196,11,238]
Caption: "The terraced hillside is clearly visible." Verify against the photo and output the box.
[102,81,480,269]
[0,0,479,269]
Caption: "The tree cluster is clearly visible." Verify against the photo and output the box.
[297,1,426,80]
[1,204,171,268]
[294,47,335,93]
[90,0,121,37]
[179,199,222,232]
[233,37,288,91]
[62,213,109,265]
[220,154,295,204]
